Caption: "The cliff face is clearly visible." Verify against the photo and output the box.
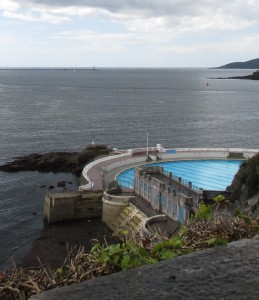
[0,144,109,176]
[227,153,259,202]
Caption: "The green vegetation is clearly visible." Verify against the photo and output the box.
[191,203,212,220]
[1,204,258,299]
[213,194,227,203]
[91,240,151,272]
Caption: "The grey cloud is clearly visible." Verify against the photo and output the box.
[11,0,259,25]
[19,0,137,12]
[16,0,224,16]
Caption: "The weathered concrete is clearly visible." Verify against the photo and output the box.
[101,189,133,226]
[135,166,199,224]
[31,238,259,300]
[44,191,103,224]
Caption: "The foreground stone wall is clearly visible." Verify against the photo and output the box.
[31,238,259,300]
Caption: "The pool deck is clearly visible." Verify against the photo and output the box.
[79,148,158,191]
[80,153,155,191]
[79,147,259,192]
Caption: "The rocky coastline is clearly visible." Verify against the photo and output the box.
[21,218,118,269]
[228,70,259,80]
[0,144,112,270]
[227,152,259,215]
[0,144,109,176]
[212,70,259,80]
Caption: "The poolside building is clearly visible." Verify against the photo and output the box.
[134,165,201,224]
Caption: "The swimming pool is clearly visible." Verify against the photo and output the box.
[116,159,243,190]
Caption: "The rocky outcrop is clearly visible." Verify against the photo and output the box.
[227,153,259,208]
[213,70,259,80]
[0,144,109,176]
[229,70,259,80]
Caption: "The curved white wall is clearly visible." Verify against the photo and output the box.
[79,147,259,191]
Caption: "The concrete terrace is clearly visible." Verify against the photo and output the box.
[79,146,259,192]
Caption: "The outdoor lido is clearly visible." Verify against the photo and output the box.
[44,145,259,240]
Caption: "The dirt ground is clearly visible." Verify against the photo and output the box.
[21,218,118,269]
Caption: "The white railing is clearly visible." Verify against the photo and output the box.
[168,148,259,153]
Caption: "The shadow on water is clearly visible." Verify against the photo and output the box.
[0,171,79,271]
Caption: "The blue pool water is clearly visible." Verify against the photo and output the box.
[116,160,243,190]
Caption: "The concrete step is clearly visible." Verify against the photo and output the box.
[118,209,144,225]
[112,204,148,241]
[118,214,142,227]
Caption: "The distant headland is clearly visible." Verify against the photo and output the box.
[214,58,259,69]
[228,70,259,80]
[212,70,259,80]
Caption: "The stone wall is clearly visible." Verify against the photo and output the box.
[101,189,148,241]
[44,191,103,224]
[101,189,133,227]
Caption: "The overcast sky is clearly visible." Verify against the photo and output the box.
[0,0,259,68]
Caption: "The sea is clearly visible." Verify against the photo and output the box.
[0,67,258,270]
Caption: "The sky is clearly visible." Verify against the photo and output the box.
[0,0,259,68]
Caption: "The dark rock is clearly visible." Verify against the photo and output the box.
[37,235,47,240]
[227,152,259,203]
[212,70,259,80]
[21,218,118,269]
[85,144,107,151]
[228,70,259,80]
[57,181,66,188]
[0,144,110,176]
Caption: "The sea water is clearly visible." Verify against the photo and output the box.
[0,68,258,269]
